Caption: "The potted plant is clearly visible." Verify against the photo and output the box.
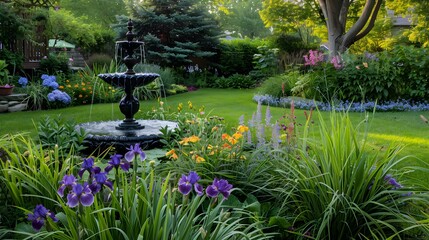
[0,60,14,96]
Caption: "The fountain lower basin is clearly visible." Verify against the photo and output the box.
[77,120,177,155]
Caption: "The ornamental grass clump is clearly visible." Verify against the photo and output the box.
[269,111,429,239]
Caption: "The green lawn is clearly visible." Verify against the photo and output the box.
[1,88,428,175]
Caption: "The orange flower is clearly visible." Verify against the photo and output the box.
[222,133,230,140]
[211,126,219,132]
[179,135,200,145]
[166,149,178,160]
[222,143,232,149]
[237,125,249,133]
[192,154,205,163]
[232,132,243,140]
[79,94,83,98]
[59,85,64,89]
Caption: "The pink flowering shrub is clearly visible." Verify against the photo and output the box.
[303,50,325,66]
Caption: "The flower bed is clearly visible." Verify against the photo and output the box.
[253,94,429,112]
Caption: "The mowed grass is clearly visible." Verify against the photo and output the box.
[1,88,428,179]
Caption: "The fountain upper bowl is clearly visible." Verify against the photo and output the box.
[98,72,160,88]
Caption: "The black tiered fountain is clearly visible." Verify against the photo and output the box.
[77,20,177,154]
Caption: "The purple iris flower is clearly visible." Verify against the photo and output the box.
[206,178,233,199]
[57,174,77,197]
[105,154,130,173]
[124,143,146,162]
[27,204,58,231]
[178,171,203,196]
[78,157,101,178]
[90,171,113,194]
[67,182,94,208]
[384,174,403,189]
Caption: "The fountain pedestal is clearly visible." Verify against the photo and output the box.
[76,19,177,155]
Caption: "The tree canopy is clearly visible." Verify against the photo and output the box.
[117,0,222,68]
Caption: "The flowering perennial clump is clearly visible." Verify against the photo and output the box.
[47,89,72,104]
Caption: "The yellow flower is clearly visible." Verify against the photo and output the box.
[188,101,193,109]
[81,82,86,86]
[79,94,83,98]
[160,101,164,106]
[237,125,249,133]
[363,62,368,68]
[192,154,205,163]
[59,85,64,89]
[188,135,200,143]
[211,126,218,132]
[67,84,71,88]
[178,103,183,112]
[166,149,178,160]
[232,132,243,140]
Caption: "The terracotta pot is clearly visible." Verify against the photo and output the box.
[0,86,14,96]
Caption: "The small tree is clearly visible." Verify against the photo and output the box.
[117,0,222,68]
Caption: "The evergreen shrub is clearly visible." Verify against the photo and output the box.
[213,74,255,89]
[218,38,268,76]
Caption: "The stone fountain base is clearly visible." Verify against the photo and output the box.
[76,120,178,155]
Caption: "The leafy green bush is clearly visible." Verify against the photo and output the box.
[37,115,87,154]
[218,38,268,76]
[333,52,404,101]
[213,74,255,89]
[390,45,429,99]
[39,53,70,76]
[257,71,301,98]
[86,53,113,69]
[302,47,429,102]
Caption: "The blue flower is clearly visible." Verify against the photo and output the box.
[57,174,77,197]
[78,157,101,178]
[90,171,113,194]
[206,178,233,199]
[124,143,146,162]
[47,90,71,104]
[42,75,59,89]
[67,182,94,207]
[18,77,28,87]
[27,204,58,231]
[178,171,203,196]
[105,154,130,173]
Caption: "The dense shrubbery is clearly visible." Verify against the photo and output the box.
[218,38,268,77]
[295,46,429,102]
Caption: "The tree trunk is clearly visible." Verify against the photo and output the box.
[319,0,383,55]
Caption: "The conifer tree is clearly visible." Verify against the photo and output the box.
[117,0,221,68]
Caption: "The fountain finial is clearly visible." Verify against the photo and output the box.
[126,19,136,42]
[122,19,141,75]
